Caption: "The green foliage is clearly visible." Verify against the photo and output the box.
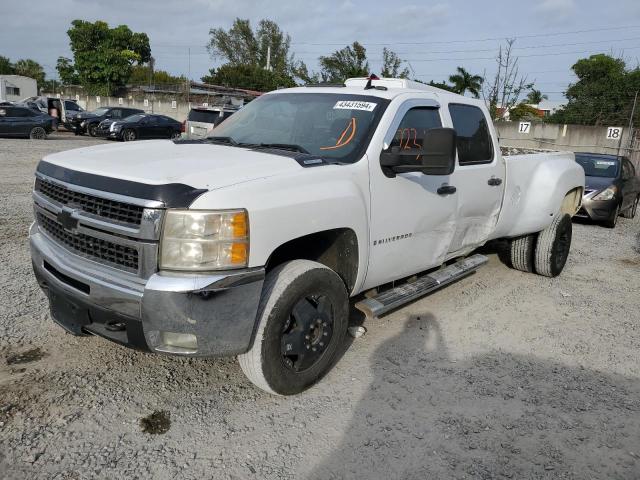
[7,58,45,88]
[448,67,483,98]
[549,54,640,126]
[381,48,409,78]
[509,103,542,121]
[319,42,369,83]
[0,55,13,74]
[129,65,186,85]
[207,18,304,87]
[201,64,295,91]
[525,88,547,104]
[59,20,151,95]
[56,57,79,85]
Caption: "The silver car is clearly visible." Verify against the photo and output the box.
[186,106,238,139]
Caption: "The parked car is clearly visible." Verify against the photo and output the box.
[30,77,584,395]
[19,96,83,131]
[0,105,53,139]
[71,106,144,137]
[185,105,238,139]
[574,153,640,227]
[103,113,182,141]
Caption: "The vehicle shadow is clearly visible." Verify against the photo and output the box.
[307,315,640,479]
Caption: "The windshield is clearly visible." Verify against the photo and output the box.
[208,93,389,162]
[91,107,110,116]
[576,155,620,178]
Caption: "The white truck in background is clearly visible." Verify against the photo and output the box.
[30,77,585,395]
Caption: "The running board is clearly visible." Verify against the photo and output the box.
[355,254,488,320]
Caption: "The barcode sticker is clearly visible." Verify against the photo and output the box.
[334,100,377,112]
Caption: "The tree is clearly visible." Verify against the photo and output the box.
[509,103,543,121]
[129,64,186,86]
[58,20,151,95]
[381,48,409,78]
[549,54,640,126]
[0,56,13,74]
[202,64,295,91]
[319,42,370,83]
[525,88,548,105]
[483,39,533,120]
[449,67,483,98]
[13,59,46,88]
[56,57,79,85]
[207,18,306,85]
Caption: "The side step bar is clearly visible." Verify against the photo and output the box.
[355,254,488,320]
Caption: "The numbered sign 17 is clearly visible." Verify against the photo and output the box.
[518,122,531,134]
[606,127,622,140]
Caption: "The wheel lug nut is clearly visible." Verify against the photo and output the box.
[323,322,327,326]
[323,332,328,336]
[312,347,316,352]
[305,335,310,339]
[319,342,324,347]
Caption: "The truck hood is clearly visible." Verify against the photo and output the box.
[41,140,304,191]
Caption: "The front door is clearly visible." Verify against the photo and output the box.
[364,101,459,290]
[443,103,506,255]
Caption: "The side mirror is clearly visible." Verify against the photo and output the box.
[380,127,457,177]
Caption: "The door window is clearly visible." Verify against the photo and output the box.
[389,107,442,151]
[448,104,493,165]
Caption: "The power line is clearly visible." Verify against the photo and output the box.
[289,24,640,46]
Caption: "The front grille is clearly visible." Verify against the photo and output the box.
[36,178,144,226]
[37,212,139,272]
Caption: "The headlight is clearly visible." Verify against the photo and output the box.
[593,186,617,201]
[160,209,248,271]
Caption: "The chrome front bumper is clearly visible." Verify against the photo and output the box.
[30,224,265,356]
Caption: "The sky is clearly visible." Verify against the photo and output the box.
[2,0,640,101]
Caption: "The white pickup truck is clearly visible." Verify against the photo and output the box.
[30,77,584,395]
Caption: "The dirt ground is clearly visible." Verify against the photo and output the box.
[1,134,639,479]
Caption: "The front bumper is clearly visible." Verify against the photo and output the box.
[30,225,265,356]
[576,195,618,221]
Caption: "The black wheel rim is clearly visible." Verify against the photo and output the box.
[125,130,135,141]
[280,295,334,373]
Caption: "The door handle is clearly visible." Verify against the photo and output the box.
[437,184,457,195]
[488,177,503,186]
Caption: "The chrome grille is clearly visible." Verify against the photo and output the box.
[35,178,144,226]
[37,212,139,272]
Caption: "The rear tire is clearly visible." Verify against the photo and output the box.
[510,234,536,272]
[29,127,47,140]
[238,260,349,396]
[534,214,572,277]
[621,196,639,219]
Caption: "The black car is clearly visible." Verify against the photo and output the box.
[575,153,640,228]
[0,105,54,139]
[71,106,144,137]
[106,113,182,141]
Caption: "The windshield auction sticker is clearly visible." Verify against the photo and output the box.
[333,100,377,112]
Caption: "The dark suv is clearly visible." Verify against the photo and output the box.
[575,153,640,228]
[71,106,144,137]
[0,105,54,139]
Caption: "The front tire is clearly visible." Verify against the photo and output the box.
[88,124,98,137]
[604,204,620,228]
[621,196,639,219]
[238,260,349,395]
[534,213,572,277]
[122,129,137,142]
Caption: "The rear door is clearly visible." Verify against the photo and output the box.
[5,107,32,136]
[443,103,506,254]
[621,159,639,210]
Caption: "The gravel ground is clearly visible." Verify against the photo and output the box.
[1,134,640,479]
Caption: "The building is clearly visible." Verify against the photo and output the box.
[0,75,37,102]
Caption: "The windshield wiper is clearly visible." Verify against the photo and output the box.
[255,143,310,154]
[205,136,238,146]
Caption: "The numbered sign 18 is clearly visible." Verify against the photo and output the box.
[606,127,622,140]
[518,122,531,134]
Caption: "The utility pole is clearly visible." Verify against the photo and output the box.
[266,45,271,72]
[626,90,638,156]
[187,47,191,103]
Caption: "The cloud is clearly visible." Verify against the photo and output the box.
[534,0,576,21]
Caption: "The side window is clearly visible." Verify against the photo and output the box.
[389,107,442,151]
[448,104,493,165]
[9,108,29,117]
[111,109,122,118]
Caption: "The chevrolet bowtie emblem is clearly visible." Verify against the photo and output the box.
[57,207,79,232]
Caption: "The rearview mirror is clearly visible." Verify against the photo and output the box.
[380,127,457,177]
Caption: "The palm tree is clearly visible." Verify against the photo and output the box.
[448,67,483,98]
[525,88,548,105]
